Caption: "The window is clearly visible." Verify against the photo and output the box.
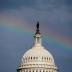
[36,70,38,72]
[40,70,41,72]
[47,57,48,60]
[29,71,31,72]
[33,57,35,59]
[31,57,32,59]
[46,71,48,72]
[33,70,34,72]
[22,65,23,67]
[42,57,43,59]
[49,57,50,60]
[36,57,38,59]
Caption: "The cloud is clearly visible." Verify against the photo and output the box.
[0,0,72,11]
[0,0,36,10]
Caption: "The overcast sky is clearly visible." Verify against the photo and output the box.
[0,0,72,72]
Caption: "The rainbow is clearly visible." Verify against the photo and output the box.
[0,15,72,50]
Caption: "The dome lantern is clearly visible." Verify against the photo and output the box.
[34,21,42,47]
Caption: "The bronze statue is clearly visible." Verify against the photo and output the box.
[35,21,40,34]
[36,21,39,30]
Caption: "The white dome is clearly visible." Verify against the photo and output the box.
[18,23,58,71]
[21,45,54,65]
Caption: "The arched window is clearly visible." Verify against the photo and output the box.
[46,71,47,72]
[43,70,44,72]
[47,57,48,60]
[36,70,38,72]
[49,57,50,60]
[42,57,43,59]
[33,57,35,59]
[40,70,41,72]
[31,57,32,59]
[36,57,38,59]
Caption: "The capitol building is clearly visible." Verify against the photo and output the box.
[17,22,58,72]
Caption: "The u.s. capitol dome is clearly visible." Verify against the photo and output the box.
[17,22,58,72]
